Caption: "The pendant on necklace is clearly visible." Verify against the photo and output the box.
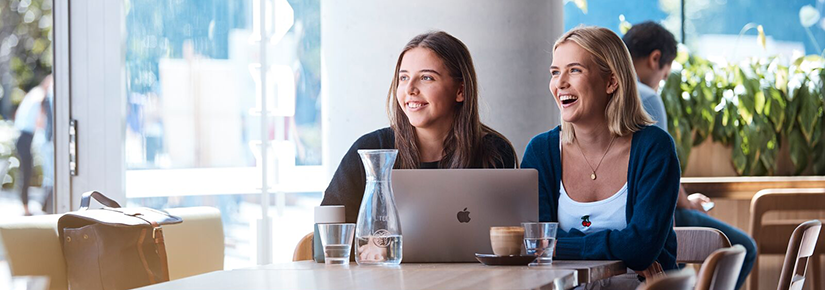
[590,173,596,180]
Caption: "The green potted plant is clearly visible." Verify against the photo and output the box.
[661,52,824,175]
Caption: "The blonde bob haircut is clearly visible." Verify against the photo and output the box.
[553,26,653,144]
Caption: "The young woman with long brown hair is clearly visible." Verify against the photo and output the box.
[321,31,516,223]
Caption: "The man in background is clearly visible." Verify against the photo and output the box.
[623,21,756,290]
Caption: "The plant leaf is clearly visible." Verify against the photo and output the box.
[764,87,786,132]
[758,121,779,175]
[757,25,767,50]
[799,5,821,28]
[813,124,825,174]
[789,128,810,174]
[786,86,801,132]
[732,129,748,175]
[754,90,766,115]
[751,159,768,176]
[574,0,588,14]
[798,84,818,143]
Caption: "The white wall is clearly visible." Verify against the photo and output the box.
[322,1,564,176]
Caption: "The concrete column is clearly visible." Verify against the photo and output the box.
[322,1,564,177]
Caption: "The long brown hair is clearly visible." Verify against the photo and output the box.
[387,31,516,169]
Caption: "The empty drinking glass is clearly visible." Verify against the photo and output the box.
[318,223,356,265]
[522,222,558,266]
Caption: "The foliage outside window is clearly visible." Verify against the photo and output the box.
[0,0,52,119]
[0,0,52,190]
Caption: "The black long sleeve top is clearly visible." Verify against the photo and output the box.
[320,127,517,223]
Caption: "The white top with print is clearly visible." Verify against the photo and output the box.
[558,180,628,234]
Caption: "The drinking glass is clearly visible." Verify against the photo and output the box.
[522,222,558,266]
[317,223,356,265]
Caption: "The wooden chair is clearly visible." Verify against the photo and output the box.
[695,244,746,290]
[749,188,825,290]
[777,220,822,290]
[293,232,313,261]
[637,267,697,290]
[675,227,732,264]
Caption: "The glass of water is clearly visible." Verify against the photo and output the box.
[317,223,356,265]
[522,222,558,266]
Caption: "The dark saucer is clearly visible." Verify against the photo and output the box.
[475,253,536,266]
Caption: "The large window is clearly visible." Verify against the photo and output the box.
[564,0,825,58]
[124,0,322,268]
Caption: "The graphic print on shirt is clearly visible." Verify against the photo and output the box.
[581,215,591,228]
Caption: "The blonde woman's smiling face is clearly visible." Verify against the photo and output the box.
[549,42,613,125]
[396,47,464,130]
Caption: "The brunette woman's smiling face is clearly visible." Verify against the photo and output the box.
[396,47,464,130]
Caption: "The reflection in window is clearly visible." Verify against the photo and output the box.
[685,0,824,62]
[563,0,825,62]
[563,0,681,42]
[124,0,322,268]
[125,0,321,170]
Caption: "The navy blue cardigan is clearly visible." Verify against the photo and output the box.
[521,125,680,271]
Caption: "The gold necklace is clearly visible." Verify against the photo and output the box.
[574,135,617,180]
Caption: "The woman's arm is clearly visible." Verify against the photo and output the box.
[321,130,391,223]
[321,145,367,223]
[520,133,557,223]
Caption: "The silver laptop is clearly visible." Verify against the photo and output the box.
[391,169,538,262]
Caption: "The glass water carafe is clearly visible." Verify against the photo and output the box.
[354,149,403,265]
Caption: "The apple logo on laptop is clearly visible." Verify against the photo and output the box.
[457,208,471,223]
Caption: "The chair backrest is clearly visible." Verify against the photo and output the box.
[777,220,821,290]
[750,188,825,252]
[293,232,313,261]
[0,206,224,290]
[637,267,697,290]
[163,207,225,280]
[675,227,732,264]
[695,244,746,290]
[0,214,66,290]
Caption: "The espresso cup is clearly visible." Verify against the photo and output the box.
[490,226,525,256]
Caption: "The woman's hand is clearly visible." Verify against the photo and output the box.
[687,193,712,212]
[635,261,664,280]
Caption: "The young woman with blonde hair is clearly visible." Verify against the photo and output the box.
[522,26,680,288]
[322,31,517,224]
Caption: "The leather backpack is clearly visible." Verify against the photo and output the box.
[58,191,182,290]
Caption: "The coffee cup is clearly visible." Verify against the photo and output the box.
[490,226,524,256]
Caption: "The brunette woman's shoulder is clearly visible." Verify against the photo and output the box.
[351,127,396,150]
